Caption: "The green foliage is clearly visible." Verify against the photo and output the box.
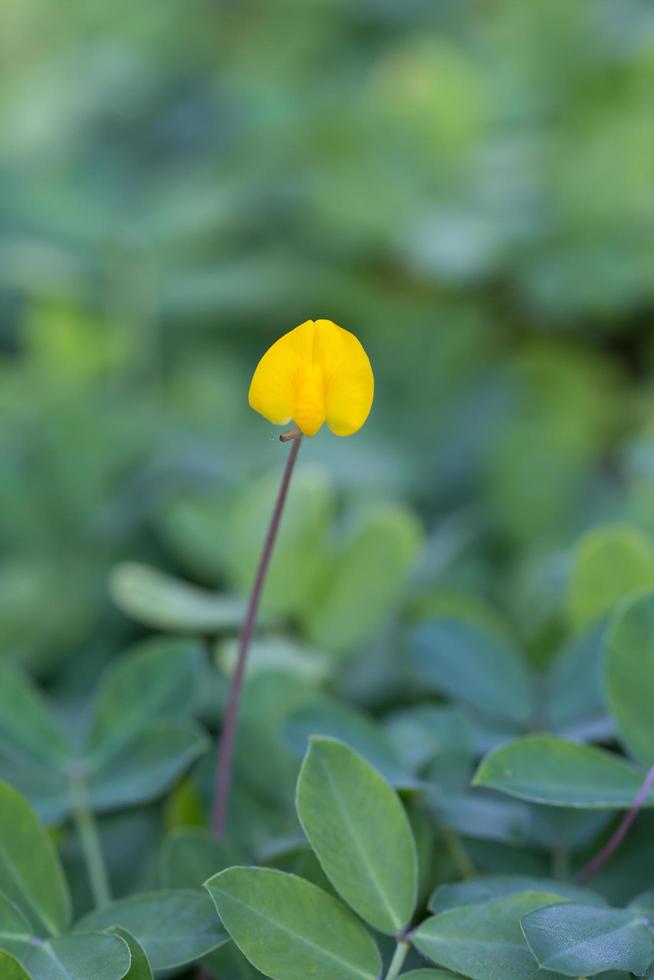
[521,902,654,977]
[206,868,381,980]
[296,737,417,934]
[605,591,654,765]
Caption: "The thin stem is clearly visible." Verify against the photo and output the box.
[210,432,303,837]
[384,939,410,980]
[578,763,654,886]
[70,777,111,908]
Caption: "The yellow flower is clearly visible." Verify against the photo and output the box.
[248,319,374,437]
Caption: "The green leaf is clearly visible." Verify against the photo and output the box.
[87,637,201,767]
[0,781,71,936]
[0,951,31,979]
[88,721,209,812]
[385,705,473,789]
[285,699,411,787]
[628,886,654,920]
[521,902,654,976]
[296,736,417,934]
[606,591,654,765]
[110,562,246,635]
[410,619,533,728]
[160,828,240,889]
[429,876,606,914]
[568,524,654,632]
[0,891,131,980]
[473,734,652,808]
[0,662,70,768]
[205,867,381,980]
[108,927,154,980]
[545,625,609,737]
[400,973,464,979]
[412,891,567,980]
[306,504,421,653]
[77,889,226,970]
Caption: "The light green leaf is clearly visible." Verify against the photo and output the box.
[227,465,335,618]
[606,591,654,765]
[160,828,240,889]
[521,902,654,976]
[412,892,567,980]
[0,781,71,936]
[568,524,654,632]
[88,720,208,812]
[87,637,201,767]
[429,876,606,914]
[410,619,533,728]
[473,735,652,808]
[0,951,31,979]
[110,562,246,635]
[296,737,417,934]
[77,889,227,970]
[108,927,153,980]
[307,505,421,653]
[205,867,381,980]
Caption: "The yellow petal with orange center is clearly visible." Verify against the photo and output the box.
[248,319,374,437]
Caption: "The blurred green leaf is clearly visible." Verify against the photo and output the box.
[110,562,246,636]
[307,504,421,653]
[0,951,31,979]
[606,591,654,765]
[411,619,533,728]
[473,735,652,808]
[160,828,240,889]
[429,876,606,914]
[87,637,201,767]
[108,927,153,980]
[568,524,654,632]
[296,737,417,934]
[205,867,381,980]
[521,902,654,976]
[77,889,227,970]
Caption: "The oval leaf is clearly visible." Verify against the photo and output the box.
[473,735,652,808]
[205,867,381,980]
[606,591,654,765]
[429,876,606,914]
[110,562,246,635]
[412,892,567,980]
[521,902,654,977]
[76,889,226,970]
[0,780,71,936]
[0,951,31,979]
[108,927,154,980]
[296,736,417,934]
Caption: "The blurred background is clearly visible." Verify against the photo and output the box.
[2,0,654,687]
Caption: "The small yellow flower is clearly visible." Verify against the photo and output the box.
[248,319,374,437]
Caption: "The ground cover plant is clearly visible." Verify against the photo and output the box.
[3,0,654,977]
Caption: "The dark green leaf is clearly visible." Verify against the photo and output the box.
[412,891,568,980]
[429,876,606,914]
[108,927,153,980]
[160,828,240,889]
[521,902,654,976]
[411,619,533,728]
[77,889,227,970]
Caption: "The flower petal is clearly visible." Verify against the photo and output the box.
[314,320,374,436]
[248,320,315,426]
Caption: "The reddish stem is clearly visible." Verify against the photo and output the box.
[578,763,654,886]
[210,432,302,838]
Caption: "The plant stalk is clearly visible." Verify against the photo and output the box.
[578,763,654,885]
[70,777,111,908]
[384,939,410,980]
[210,431,302,837]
